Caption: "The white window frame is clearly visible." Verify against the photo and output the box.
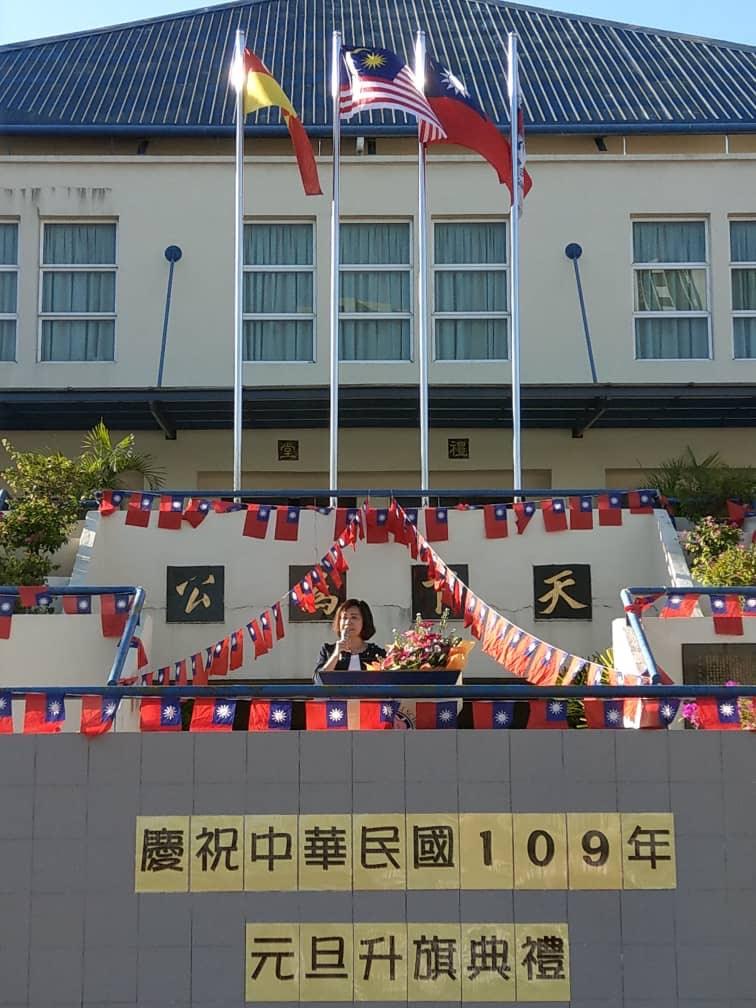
[730,218,756,360]
[243,218,316,364]
[631,217,712,362]
[339,218,413,363]
[0,220,18,363]
[38,219,118,363]
[432,217,509,363]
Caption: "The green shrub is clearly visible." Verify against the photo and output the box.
[695,545,756,587]
[683,516,743,580]
[643,447,756,521]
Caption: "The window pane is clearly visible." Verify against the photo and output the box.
[732,268,756,311]
[435,270,506,312]
[436,318,508,360]
[0,272,17,313]
[42,271,115,313]
[734,317,756,359]
[634,318,709,359]
[243,320,313,361]
[634,269,706,311]
[243,223,312,266]
[340,223,409,264]
[0,224,17,265]
[730,221,756,263]
[435,222,506,264]
[340,271,410,313]
[243,272,312,314]
[0,319,15,360]
[340,319,410,360]
[40,320,114,361]
[43,224,116,264]
[633,222,705,263]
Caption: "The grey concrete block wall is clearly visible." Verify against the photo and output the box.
[0,729,753,1007]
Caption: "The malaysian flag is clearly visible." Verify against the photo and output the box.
[339,46,446,141]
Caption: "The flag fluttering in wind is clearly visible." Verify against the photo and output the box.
[240,50,322,195]
[339,45,446,140]
[507,43,530,208]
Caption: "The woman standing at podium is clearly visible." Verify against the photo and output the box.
[314,598,386,682]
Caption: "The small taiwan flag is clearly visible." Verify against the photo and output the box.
[305,700,348,730]
[272,601,285,641]
[472,700,515,729]
[416,701,457,729]
[697,696,741,730]
[541,498,568,533]
[710,595,744,636]
[158,494,185,530]
[229,630,244,670]
[139,697,183,732]
[660,593,698,618]
[182,497,212,528]
[359,701,397,730]
[249,700,293,731]
[424,507,449,542]
[260,611,274,651]
[275,505,300,541]
[584,699,625,729]
[483,503,509,538]
[207,638,230,677]
[17,585,53,609]
[24,692,66,733]
[0,594,14,638]
[366,507,390,543]
[334,507,361,540]
[513,500,536,534]
[80,695,119,736]
[190,698,237,732]
[744,596,756,617]
[638,697,682,729]
[569,495,594,531]
[125,493,155,528]
[100,593,130,638]
[99,490,127,516]
[628,490,655,514]
[597,493,623,526]
[0,691,13,733]
[63,594,92,615]
[243,503,272,538]
[527,698,569,729]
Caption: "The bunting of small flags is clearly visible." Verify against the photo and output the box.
[697,696,742,730]
[472,700,516,729]
[80,695,119,736]
[416,700,458,729]
[249,700,293,731]
[24,692,66,734]
[569,495,594,531]
[190,698,236,732]
[158,494,185,530]
[483,503,509,538]
[541,498,568,533]
[583,698,625,729]
[660,593,699,618]
[306,700,349,730]
[0,691,13,732]
[527,698,569,729]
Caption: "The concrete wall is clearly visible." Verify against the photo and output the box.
[0,729,752,1006]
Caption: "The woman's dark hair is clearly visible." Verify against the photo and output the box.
[331,598,376,640]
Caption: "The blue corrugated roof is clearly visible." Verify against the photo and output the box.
[1,0,755,134]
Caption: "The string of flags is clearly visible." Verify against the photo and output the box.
[625,590,756,637]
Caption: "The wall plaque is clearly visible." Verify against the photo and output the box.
[278,439,300,461]
[533,564,592,620]
[682,643,756,685]
[447,437,470,460]
[411,564,468,620]
[166,565,225,623]
[288,564,347,623]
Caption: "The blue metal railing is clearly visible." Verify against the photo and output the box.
[106,487,661,502]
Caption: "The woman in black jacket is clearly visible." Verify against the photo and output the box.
[314,598,386,681]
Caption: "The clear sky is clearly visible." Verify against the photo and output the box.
[1,0,755,47]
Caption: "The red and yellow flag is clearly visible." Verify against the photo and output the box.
[243,51,322,195]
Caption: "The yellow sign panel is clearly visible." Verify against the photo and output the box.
[189,815,244,891]
[460,922,516,1002]
[134,815,189,893]
[246,922,299,1002]
[353,922,408,1001]
[514,922,571,1002]
[406,922,462,1002]
[299,923,354,1002]
[513,814,568,889]
[244,814,298,891]
[567,813,623,890]
[298,814,352,891]
[406,814,460,889]
[352,814,406,890]
[460,813,514,890]
[620,813,677,889]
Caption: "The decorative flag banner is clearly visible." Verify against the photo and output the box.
[139,697,183,732]
[249,700,293,731]
[272,601,285,641]
[597,493,623,526]
[157,495,185,530]
[182,497,212,528]
[745,597,756,617]
[541,498,568,533]
[243,503,272,539]
[247,620,269,658]
[513,500,536,534]
[80,695,119,736]
[472,700,516,729]
[416,701,458,729]
[334,507,361,540]
[583,699,625,729]
[0,691,12,733]
[190,698,237,732]
[17,585,53,609]
[0,594,14,638]
[569,495,594,531]
[630,697,681,730]
[24,693,66,734]
[212,499,244,514]
[623,593,664,616]
[697,697,742,730]
[527,698,569,729]
[424,507,449,542]
[660,593,699,618]
[275,505,300,541]
[242,50,322,195]
[483,503,509,538]
[339,45,446,141]
[306,700,349,730]
[628,490,655,514]
[190,652,208,685]
[366,507,390,543]
[726,499,749,525]
[710,595,744,636]
[359,700,397,730]
[260,612,274,651]
[207,638,230,678]
[62,594,92,615]
[229,630,244,670]
[99,490,127,516]
[100,593,131,638]
[175,659,188,686]
[124,493,154,528]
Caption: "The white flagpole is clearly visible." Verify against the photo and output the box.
[232,29,246,495]
[507,32,522,497]
[414,30,430,507]
[329,31,342,508]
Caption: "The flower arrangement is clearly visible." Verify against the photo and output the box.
[366,610,475,672]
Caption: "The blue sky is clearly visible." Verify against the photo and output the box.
[2,0,755,46]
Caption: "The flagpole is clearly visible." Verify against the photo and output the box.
[232,29,246,495]
[414,30,430,507]
[329,31,342,508]
[507,32,522,497]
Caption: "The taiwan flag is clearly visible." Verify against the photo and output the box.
[24,693,66,733]
[139,697,183,732]
[472,700,515,729]
[632,697,681,730]
[207,638,230,677]
[334,507,361,540]
[366,507,390,543]
[697,696,742,730]
[99,490,127,516]
[273,602,285,641]
[0,691,13,733]
[80,695,119,736]
[0,594,13,639]
[513,500,536,534]
[249,700,293,731]
[660,593,698,618]
[569,495,594,531]
[710,595,744,636]
[306,700,349,730]
[583,699,625,729]
[628,490,655,514]
[125,493,155,528]
[190,698,236,732]
[527,698,569,729]
[275,505,300,541]
[100,593,130,638]
[483,503,509,538]
[63,594,92,615]
[229,630,244,670]
[415,701,458,729]
[541,498,568,533]
[158,494,185,530]
[424,507,449,542]
[243,503,272,539]
[597,493,623,526]
[183,497,212,528]
[17,585,53,609]
[359,701,397,730]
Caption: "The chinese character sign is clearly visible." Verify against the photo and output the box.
[412,563,468,620]
[533,564,592,620]
[166,565,225,623]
